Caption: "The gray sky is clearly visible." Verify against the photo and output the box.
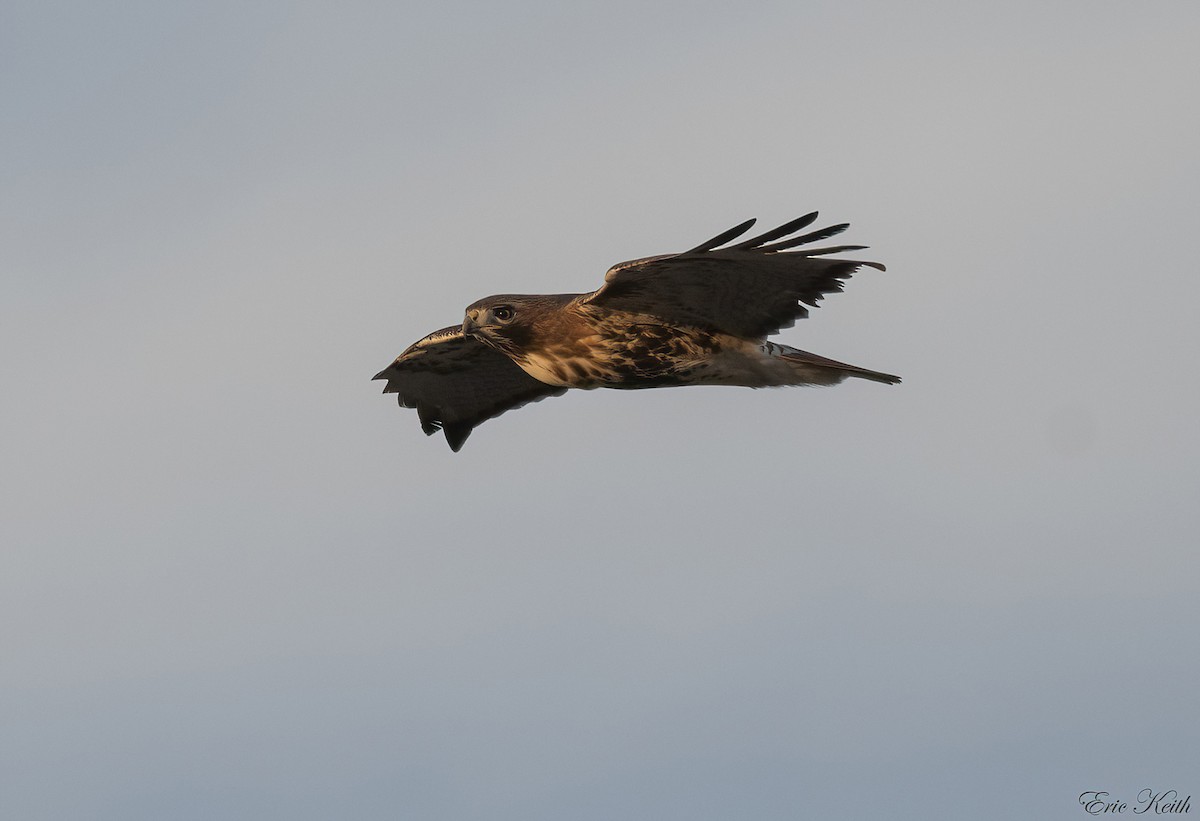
[3,2,1198,819]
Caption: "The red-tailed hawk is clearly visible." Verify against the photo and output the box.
[374,212,899,451]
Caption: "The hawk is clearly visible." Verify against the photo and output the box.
[374,212,899,451]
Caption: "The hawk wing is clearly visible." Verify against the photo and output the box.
[582,213,886,338]
[373,325,566,451]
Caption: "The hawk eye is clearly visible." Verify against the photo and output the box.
[492,305,515,322]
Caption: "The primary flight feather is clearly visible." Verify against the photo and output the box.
[374,212,900,451]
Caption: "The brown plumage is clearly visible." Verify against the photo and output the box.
[374,213,899,451]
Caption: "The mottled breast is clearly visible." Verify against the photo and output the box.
[516,310,721,389]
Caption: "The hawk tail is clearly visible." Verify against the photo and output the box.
[777,347,901,386]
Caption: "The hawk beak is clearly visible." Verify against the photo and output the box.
[462,311,479,337]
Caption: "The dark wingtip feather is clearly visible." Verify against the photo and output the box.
[762,223,849,251]
[684,218,757,254]
[728,212,819,250]
[443,424,471,452]
[799,244,868,255]
[416,405,441,436]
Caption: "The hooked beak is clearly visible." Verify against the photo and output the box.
[462,310,480,337]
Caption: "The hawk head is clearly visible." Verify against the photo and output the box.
[461,293,574,358]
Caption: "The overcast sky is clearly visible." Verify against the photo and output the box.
[3,2,1199,819]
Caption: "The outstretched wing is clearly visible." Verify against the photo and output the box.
[583,213,886,338]
[373,325,566,451]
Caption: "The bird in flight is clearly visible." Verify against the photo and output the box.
[374,212,899,451]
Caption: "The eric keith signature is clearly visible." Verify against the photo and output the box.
[1079,790,1191,815]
